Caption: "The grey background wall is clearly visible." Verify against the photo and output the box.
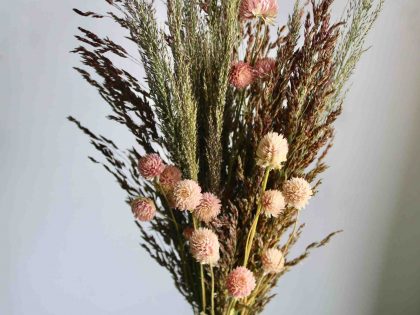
[1,1,419,314]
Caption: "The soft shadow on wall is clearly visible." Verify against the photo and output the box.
[373,102,420,315]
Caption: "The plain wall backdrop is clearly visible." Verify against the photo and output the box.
[1,0,419,314]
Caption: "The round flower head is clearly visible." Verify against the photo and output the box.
[131,198,156,222]
[256,132,288,169]
[240,0,279,23]
[138,154,165,179]
[189,228,220,265]
[254,58,276,79]
[159,165,182,191]
[226,267,256,298]
[173,179,202,211]
[183,226,195,240]
[229,61,254,89]
[194,193,222,223]
[262,190,285,217]
[261,248,285,274]
[282,177,313,209]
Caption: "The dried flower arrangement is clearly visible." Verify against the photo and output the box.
[69,0,383,314]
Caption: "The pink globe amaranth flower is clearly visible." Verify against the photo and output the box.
[194,192,222,223]
[183,226,195,240]
[254,57,276,79]
[173,179,202,211]
[226,267,256,298]
[159,165,182,191]
[261,248,285,274]
[262,189,285,217]
[282,177,313,209]
[189,228,220,265]
[240,0,278,23]
[256,132,289,169]
[131,197,156,222]
[229,61,255,89]
[138,154,165,179]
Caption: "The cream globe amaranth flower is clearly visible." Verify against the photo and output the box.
[159,165,182,191]
[131,197,156,222]
[229,61,255,89]
[189,228,220,265]
[194,192,222,223]
[226,267,256,298]
[138,153,165,179]
[282,177,313,209]
[261,248,285,274]
[240,0,279,24]
[173,179,202,211]
[261,189,285,217]
[254,57,276,79]
[256,132,288,169]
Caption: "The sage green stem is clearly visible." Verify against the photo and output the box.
[240,275,265,315]
[243,167,271,266]
[210,264,215,315]
[200,264,206,313]
[225,298,237,315]
[193,217,207,313]
[154,181,194,299]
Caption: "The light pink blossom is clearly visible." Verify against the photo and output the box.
[261,248,285,274]
[256,132,289,169]
[254,57,276,79]
[159,165,182,191]
[240,0,278,23]
[189,228,220,265]
[229,61,255,89]
[194,192,222,223]
[282,177,313,209]
[262,190,285,217]
[138,154,165,179]
[131,198,156,222]
[173,179,202,211]
[226,267,256,298]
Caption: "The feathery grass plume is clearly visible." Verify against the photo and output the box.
[71,0,383,313]
[327,0,385,114]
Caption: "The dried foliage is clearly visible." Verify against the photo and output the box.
[70,0,382,314]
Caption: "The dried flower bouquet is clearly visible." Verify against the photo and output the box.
[70,0,383,314]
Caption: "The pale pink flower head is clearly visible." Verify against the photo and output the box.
[131,197,156,222]
[240,0,279,24]
[159,165,182,191]
[173,179,202,211]
[261,248,285,274]
[262,189,285,217]
[254,58,276,79]
[183,226,195,240]
[229,61,255,89]
[282,177,313,209]
[226,267,256,298]
[194,192,222,223]
[138,154,165,179]
[256,132,288,169]
[189,228,220,265]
